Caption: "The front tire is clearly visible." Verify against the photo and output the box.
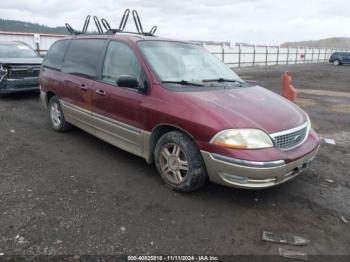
[154,131,207,192]
[48,96,71,132]
[333,60,341,66]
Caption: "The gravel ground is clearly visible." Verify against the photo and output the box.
[0,63,349,257]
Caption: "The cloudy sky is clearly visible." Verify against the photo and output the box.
[1,0,349,45]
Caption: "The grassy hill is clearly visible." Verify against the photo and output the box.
[0,18,68,34]
[281,37,350,49]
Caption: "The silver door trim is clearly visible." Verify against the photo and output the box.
[60,100,151,160]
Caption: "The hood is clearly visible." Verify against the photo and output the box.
[0,57,43,65]
[178,86,307,134]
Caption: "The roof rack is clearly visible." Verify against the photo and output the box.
[65,9,158,37]
[65,15,94,35]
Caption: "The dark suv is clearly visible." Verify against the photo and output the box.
[329,52,350,66]
[40,33,320,191]
[0,41,42,94]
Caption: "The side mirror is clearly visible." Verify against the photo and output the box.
[117,75,139,89]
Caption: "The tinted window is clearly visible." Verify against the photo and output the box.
[62,39,105,79]
[43,40,70,70]
[102,41,141,84]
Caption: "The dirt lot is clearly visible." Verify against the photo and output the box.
[0,63,349,257]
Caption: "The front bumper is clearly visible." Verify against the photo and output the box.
[0,78,39,94]
[201,145,320,189]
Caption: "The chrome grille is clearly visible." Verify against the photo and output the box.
[270,122,309,150]
[8,65,40,79]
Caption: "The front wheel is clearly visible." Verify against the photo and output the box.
[48,96,71,132]
[333,60,341,66]
[154,131,207,192]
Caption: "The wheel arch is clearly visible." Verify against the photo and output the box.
[146,124,196,164]
[45,91,57,106]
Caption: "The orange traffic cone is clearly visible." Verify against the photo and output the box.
[281,71,296,102]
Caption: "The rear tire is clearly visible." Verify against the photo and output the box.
[48,96,71,132]
[154,131,207,192]
[333,60,341,66]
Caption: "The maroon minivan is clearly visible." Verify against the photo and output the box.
[40,34,320,191]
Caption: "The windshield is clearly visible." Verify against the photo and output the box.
[138,41,243,84]
[0,43,38,58]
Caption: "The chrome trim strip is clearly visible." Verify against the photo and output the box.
[6,77,38,81]
[61,101,91,115]
[270,121,309,138]
[91,112,142,135]
[61,101,143,135]
[247,178,276,183]
[211,153,285,168]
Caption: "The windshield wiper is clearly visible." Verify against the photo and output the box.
[162,80,204,87]
[202,78,245,84]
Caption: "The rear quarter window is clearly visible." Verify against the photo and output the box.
[61,39,106,79]
[42,40,70,70]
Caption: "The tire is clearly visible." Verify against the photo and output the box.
[48,96,71,132]
[333,60,341,66]
[154,131,207,192]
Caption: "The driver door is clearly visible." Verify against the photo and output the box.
[91,40,147,157]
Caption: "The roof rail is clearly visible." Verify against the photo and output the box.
[65,9,158,37]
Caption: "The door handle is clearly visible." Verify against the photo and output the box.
[80,84,88,91]
[96,89,106,96]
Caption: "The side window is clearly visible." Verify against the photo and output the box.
[62,39,105,79]
[42,40,70,70]
[102,41,142,84]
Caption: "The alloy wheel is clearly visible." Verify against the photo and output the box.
[50,102,62,128]
[159,143,189,184]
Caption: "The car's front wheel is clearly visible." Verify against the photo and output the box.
[48,96,71,132]
[154,131,207,192]
[333,60,341,66]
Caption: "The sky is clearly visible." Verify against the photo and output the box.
[0,0,349,45]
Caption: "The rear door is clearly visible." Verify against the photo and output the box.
[91,40,148,157]
[60,39,106,133]
[40,39,71,98]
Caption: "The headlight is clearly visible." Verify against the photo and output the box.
[210,129,274,149]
